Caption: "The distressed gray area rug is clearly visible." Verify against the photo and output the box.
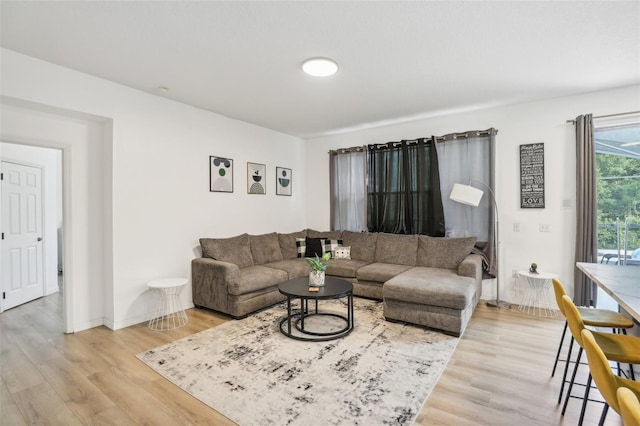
[137,298,458,426]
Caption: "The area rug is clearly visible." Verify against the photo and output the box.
[137,298,458,425]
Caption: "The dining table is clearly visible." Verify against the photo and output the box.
[577,262,640,323]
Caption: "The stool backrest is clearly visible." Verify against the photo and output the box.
[617,387,640,426]
[552,278,568,316]
[581,329,623,414]
[562,295,586,346]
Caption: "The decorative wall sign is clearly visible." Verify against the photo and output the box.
[520,143,545,208]
[247,162,266,194]
[276,167,292,196]
[210,156,233,193]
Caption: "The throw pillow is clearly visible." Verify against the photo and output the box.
[322,239,343,258]
[304,236,326,258]
[334,246,351,260]
[295,237,306,258]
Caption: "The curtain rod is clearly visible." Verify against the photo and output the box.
[566,110,640,124]
[329,128,498,153]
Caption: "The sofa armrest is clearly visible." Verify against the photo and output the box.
[457,254,482,279]
[458,254,483,302]
[192,258,240,313]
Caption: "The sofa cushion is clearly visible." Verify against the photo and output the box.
[356,262,413,283]
[307,229,343,240]
[200,234,254,269]
[228,265,289,296]
[263,259,309,279]
[384,267,475,310]
[341,230,378,262]
[278,230,307,260]
[374,233,418,266]
[249,232,284,265]
[417,236,476,269]
[326,259,371,278]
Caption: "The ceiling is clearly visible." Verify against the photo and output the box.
[1,1,639,139]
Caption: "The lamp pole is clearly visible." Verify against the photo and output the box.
[468,180,511,309]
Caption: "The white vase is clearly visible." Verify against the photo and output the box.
[309,270,325,286]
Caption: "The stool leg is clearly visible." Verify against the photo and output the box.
[562,346,583,415]
[598,403,609,426]
[552,321,568,377]
[558,335,575,404]
[578,373,592,426]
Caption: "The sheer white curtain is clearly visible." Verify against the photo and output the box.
[436,130,495,273]
[329,148,366,232]
[437,134,491,239]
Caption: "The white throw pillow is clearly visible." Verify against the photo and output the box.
[334,246,351,260]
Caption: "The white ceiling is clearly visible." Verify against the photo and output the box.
[1,1,639,139]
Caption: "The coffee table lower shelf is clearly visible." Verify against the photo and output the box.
[278,277,355,342]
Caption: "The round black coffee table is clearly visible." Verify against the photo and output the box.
[278,276,354,341]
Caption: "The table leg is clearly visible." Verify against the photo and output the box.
[300,298,305,330]
[287,296,292,334]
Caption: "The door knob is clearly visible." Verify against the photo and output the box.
[37,237,42,241]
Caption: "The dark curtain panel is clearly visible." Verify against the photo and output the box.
[574,114,598,306]
[367,138,445,236]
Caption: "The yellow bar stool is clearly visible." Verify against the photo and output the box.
[617,388,640,426]
[551,278,633,404]
[562,296,640,425]
[581,330,640,426]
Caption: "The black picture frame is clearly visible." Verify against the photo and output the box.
[276,167,292,196]
[210,156,233,193]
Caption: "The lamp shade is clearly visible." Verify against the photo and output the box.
[449,183,484,207]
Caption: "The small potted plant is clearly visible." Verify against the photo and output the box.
[306,252,331,286]
[529,262,538,274]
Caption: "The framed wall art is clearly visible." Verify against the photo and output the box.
[209,156,233,193]
[520,143,545,208]
[247,162,266,194]
[276,167,292,196]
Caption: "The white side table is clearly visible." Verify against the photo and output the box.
[517,270,559,317]
[147,278,189,330]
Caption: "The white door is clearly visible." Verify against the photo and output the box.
[1,161,44,310]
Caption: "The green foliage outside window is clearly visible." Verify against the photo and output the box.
[596,153,640,251]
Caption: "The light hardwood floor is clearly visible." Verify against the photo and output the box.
[0,291,628,425]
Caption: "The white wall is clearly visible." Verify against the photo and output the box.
[1,48,307,330]
[0,142,61,297]
[306,85,640,304]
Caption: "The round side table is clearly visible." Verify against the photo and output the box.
[516,270,559,317]
[147,278,189,331]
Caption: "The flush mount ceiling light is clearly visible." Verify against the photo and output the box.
[302,57,338,77]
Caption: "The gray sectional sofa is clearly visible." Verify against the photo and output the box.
[192,229,483,336]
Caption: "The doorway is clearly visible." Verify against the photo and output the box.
[1,144,63,314]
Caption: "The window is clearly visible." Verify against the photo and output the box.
[595,122,640,265]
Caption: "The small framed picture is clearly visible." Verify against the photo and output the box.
[210,156,233,193]
[247,162,266,194]
[276,167,292,196]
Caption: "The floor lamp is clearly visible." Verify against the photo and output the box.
[449,182,511,309]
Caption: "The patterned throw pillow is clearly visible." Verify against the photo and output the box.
[295,238,306,258]
[322,239,343,258]
[334,246,351,260]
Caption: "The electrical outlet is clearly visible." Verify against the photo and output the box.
[513,222,520,232]
[512,269,519,278]
[539,223,551,232]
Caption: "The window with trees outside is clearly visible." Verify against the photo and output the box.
[595,122,640,266]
